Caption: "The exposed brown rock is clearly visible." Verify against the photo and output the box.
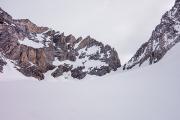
[36,49,47,70]
[14,19,48,33]
[65,34,76,44]
[0,7,121,80]
[20,49,29,64]
[27,47,36,64]
[76,36,93,50]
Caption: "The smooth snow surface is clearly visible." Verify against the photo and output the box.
[0,44,180,120]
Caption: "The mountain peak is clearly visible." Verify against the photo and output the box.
[0,7,121,80]
[14,19,49,33]
[123,0,180,70]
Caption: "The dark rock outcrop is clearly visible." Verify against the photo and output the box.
[71,66,87,79]
[0,57,6,73]
[124,0,180,70]
[89,66,111,76]
[0,7,121,80]
[51,64,72,78]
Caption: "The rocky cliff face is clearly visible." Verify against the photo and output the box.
[0,8,121,80]
[124,0,180,70]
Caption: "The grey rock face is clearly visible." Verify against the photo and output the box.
[124,0,180,70]
[71,66,87,79]
[17,66,45,80]
[0,57,6,73]
[89,66,111,76]
[0,7,121,80]
[51,64,72,78]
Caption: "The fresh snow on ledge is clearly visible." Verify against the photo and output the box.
[18,38,44,48]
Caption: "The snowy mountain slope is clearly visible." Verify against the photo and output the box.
[0,38,180,120]
[0,0,180,119]
[124,0,180,70]
[1,0,180,80]
[0,8,120,80]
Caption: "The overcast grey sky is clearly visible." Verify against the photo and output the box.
[1,0,175,63]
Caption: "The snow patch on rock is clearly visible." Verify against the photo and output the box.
[18,38,44,48]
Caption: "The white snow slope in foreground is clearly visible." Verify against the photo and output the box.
[0,44,180,120]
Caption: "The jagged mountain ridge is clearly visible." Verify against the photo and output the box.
[0,8,121,80]
[124,0,180,69]
[1,0,180,80]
